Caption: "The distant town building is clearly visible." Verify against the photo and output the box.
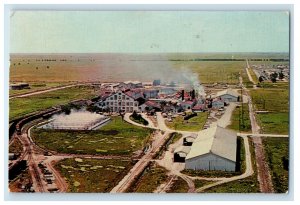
[185,126,237,171]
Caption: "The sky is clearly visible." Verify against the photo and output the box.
[10,11,290,53]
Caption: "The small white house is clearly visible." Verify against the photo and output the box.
[215,89,239,102]
[185,126,237,171]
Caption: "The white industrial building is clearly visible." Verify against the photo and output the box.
[100,91,139,113]
[215,89,239,102]
[185,126,237,171]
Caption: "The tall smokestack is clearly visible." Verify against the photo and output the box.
[181,90,184,101]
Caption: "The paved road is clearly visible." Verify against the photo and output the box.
[217,103,237,128]
[239,133,289,138]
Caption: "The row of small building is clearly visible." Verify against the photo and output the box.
[174,126,237,172]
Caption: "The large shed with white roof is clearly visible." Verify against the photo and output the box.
[215,89,239,102]
[185,126,237,171]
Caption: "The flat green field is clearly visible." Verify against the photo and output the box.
[249,88,289,134]
[250,89,289,112]
[227,104,251,132]
[165,112,208,132]
[31,117,152,156]
[129,163,168,193]
[262,137,289,193]
[9,82,69,96]
[172,61,245,84]
[9,85,96,121]
[55,158,132,192]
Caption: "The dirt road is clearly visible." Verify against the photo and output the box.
[9,84,79,99]
[110,131,171,193]
[242,67,274,193]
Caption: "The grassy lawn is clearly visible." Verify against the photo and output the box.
[258,82,289,89]
[250,89,289,112]
[249,88,289,134]
[262,137,289,193]
[9,85,97,121]
[31,117,152,156]
[9,138,23,154]
[182,137,245,177]
[257,113,289,134]
[165,112,208,132]
[172,61,245,84]
[227,104,251,132]
[129,163,169,193]
[55,158,132,192]
[206,138,260,193]
[166,177,189,193]
[194,179,214,189]
[9,82,69,96]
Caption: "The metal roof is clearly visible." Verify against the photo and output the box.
[186,126,237,162]
[216,89,239,98]
[174,146,191,154]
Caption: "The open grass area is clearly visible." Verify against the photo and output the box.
[194,179,214,189]
[257,113,289,134]
[129,163,168,193]
[258,82,289,89]
[227,104,251,132]
[9,138,23,154]
[9,82,69,96]
[172,61,245,84]
[166,177,189,193]
[262,137,289,193]
[250,89,289,112]
[31,117,152,156]
[9,85,96,121]
[206,138,260,193]
[55,158,132,192]
[165,112,208,132]
[249,88,289,134]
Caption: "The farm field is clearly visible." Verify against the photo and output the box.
[262,137,289,193]
[31,117,152,156]
[55,158,132,192]
[9,85,96,121]
[165,112,208,132]
[9,82,70,96]
[227,103,251,132]
[172,61,245,84]
[128,163,169,193]
[249,88,289,134]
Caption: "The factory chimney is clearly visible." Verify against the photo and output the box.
[181,90,184,101]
